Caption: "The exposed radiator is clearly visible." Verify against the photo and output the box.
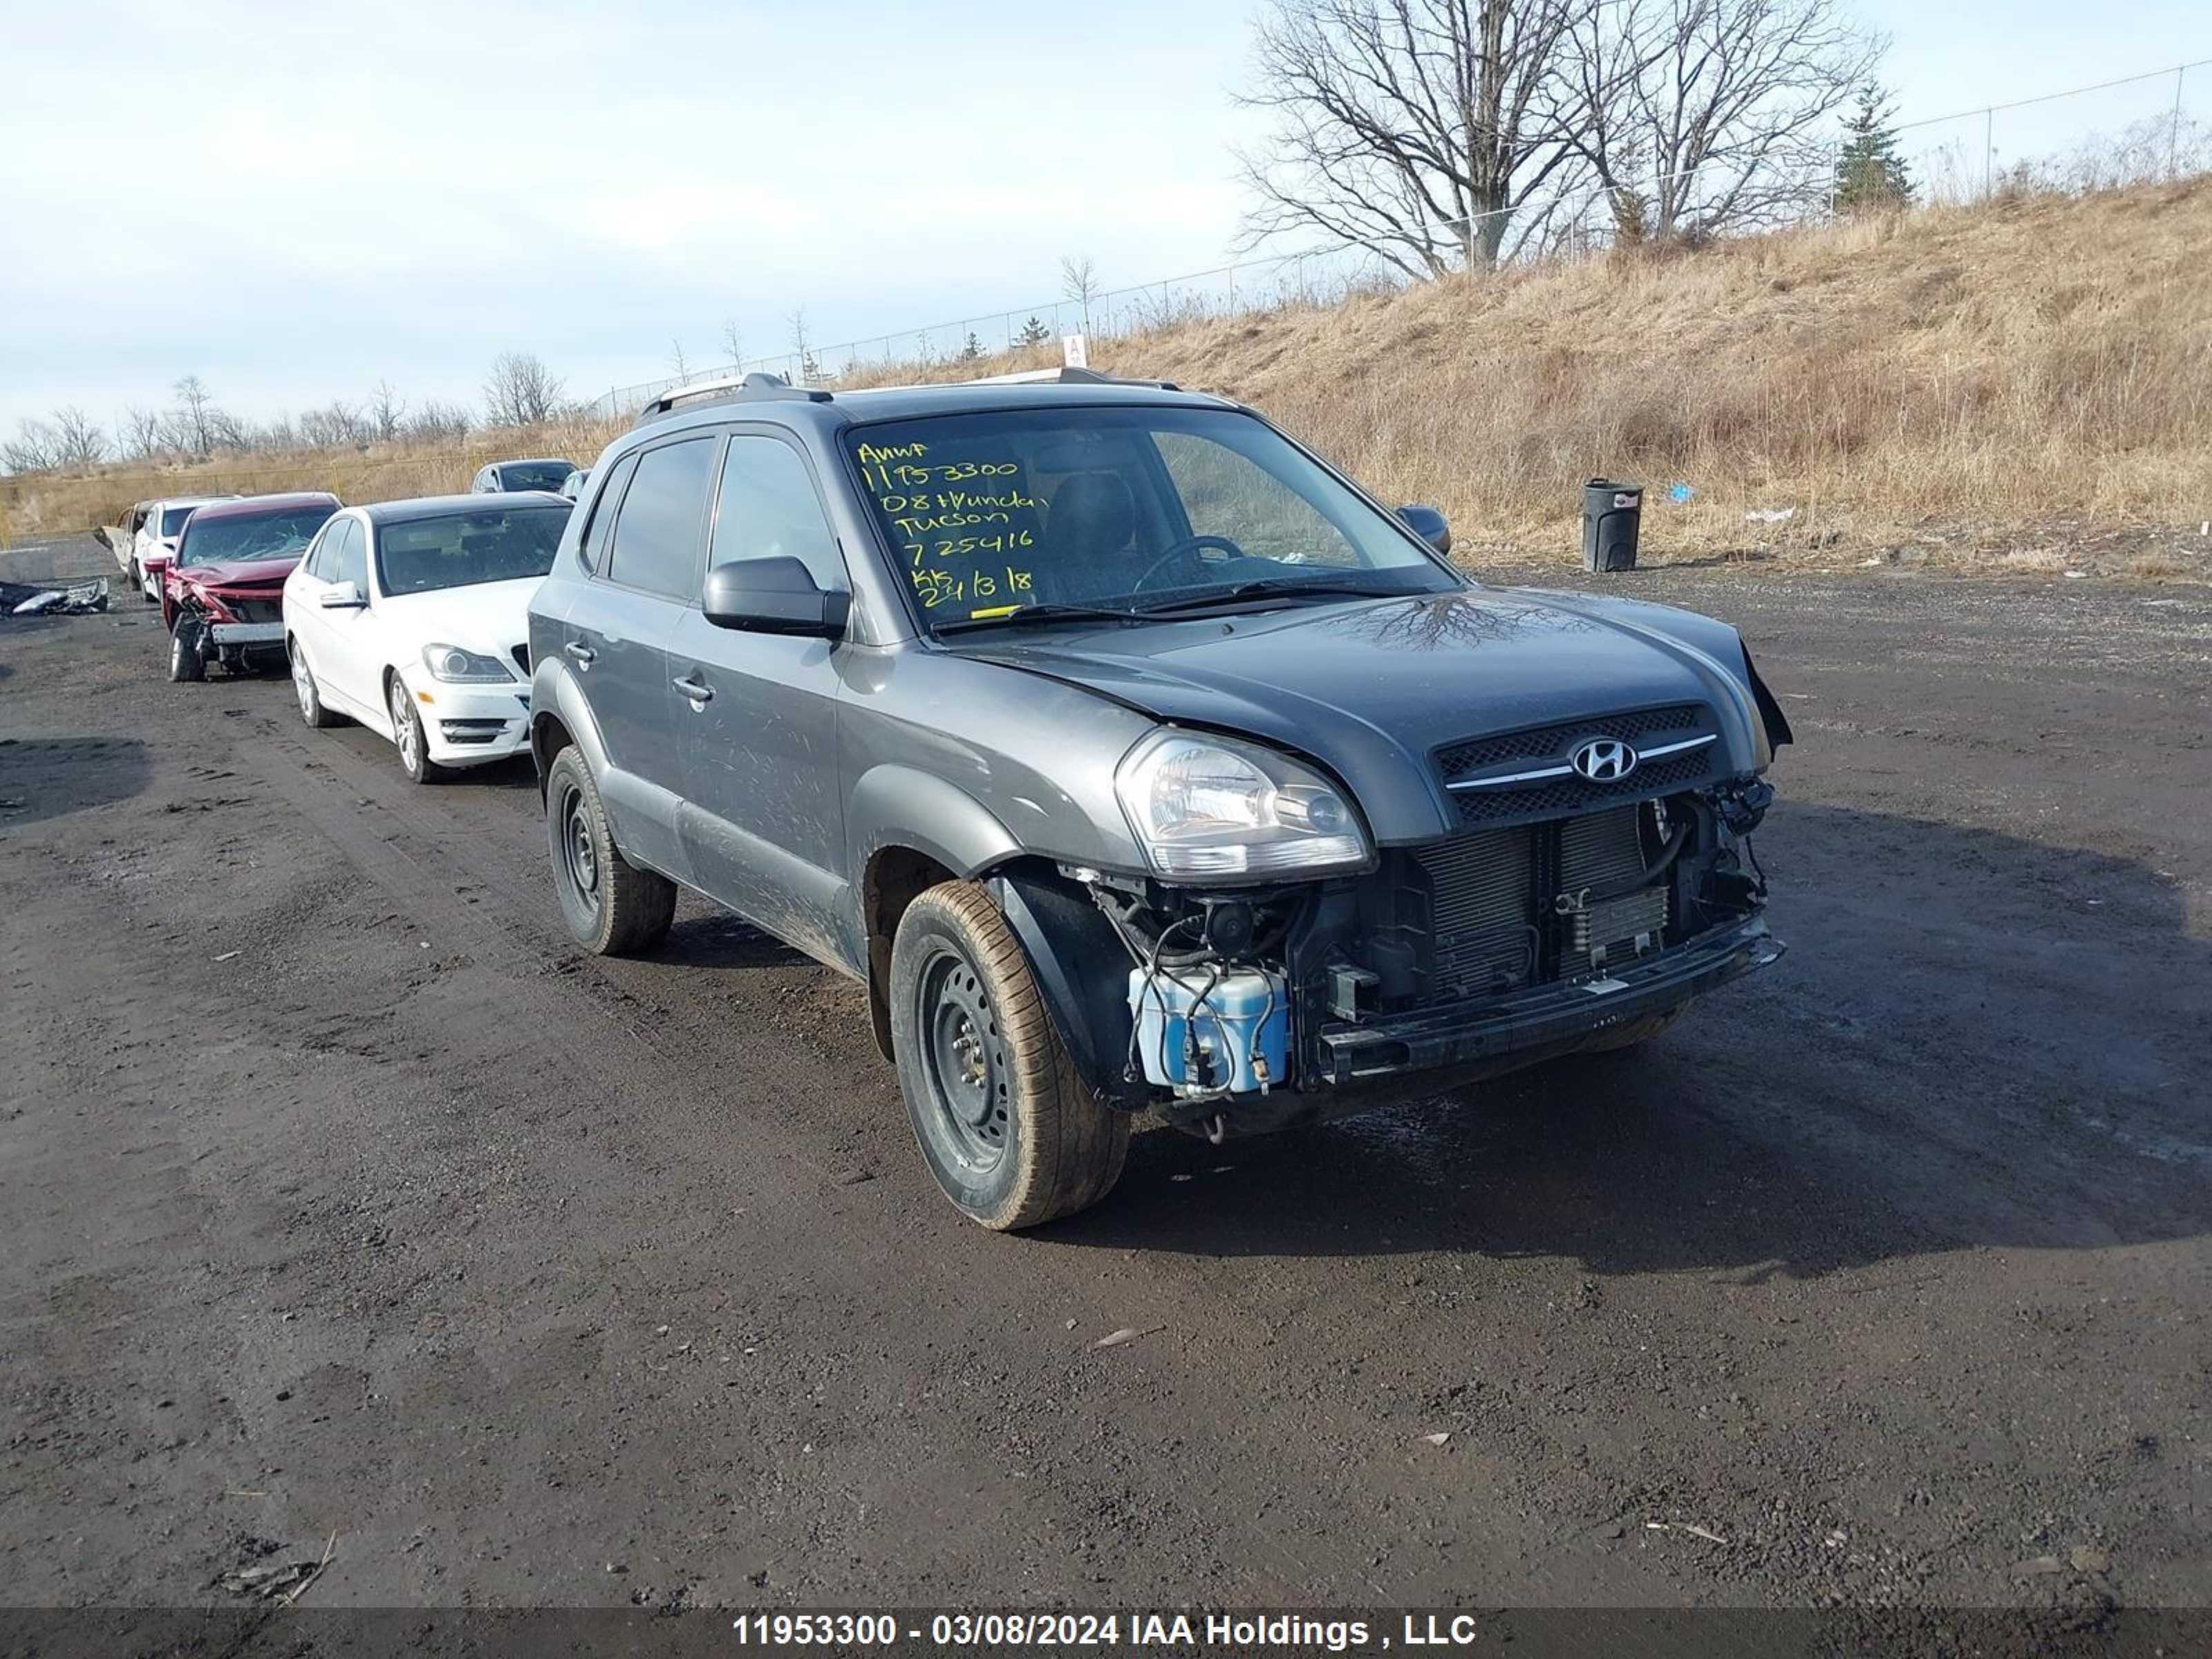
[1415,824,1536,997]
[1557,805,1667,974]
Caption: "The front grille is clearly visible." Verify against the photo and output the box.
[1436,703,1721,829]
[1408,802,1669,1001]
[1436,704,1701,780]
[219,597,283,625]
[1452,746,1716,826]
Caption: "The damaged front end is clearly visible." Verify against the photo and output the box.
[167,574,289,673]
[993,706,1785,1141]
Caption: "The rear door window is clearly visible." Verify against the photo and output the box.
[607,438,716,601]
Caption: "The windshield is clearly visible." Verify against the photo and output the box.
[497,460,573,493]
[160,504,202,537]
[177,504,337,566]
[843,406,1458,630]
[375,505,570,595]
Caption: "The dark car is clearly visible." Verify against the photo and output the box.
[527,370,1792,1230]
[471,457,577,495]
[165,492,342,682]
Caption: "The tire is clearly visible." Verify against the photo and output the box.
[889,880,1130,1230]
[386,672,449,785]
[1578,1000,1691,1053]
[290,638,339,727]
[167,617,206,682]
[543,747,675,955]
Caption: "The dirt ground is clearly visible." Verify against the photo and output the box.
[2,536,2207,1629]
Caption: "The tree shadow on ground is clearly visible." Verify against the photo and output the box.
[0,737,153,829]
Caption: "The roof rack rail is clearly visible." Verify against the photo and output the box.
[634,371,833,427]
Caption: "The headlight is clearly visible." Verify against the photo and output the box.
[1114,730,1371,879]
[421,644,513,684]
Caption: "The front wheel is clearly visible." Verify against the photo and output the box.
[167,617,206,682]
[543,747,675,955]
[888,881,1130,1230]
[291,639,339,727]
[387,673,449,785]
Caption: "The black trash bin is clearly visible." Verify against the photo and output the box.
[1582,479,1643,573]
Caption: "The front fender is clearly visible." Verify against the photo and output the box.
[846,762,1022,879]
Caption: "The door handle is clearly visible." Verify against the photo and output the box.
[672,674,713,704]
[563,641,597,666]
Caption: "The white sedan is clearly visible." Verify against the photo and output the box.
[281,494,572,782]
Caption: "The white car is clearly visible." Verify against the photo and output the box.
[132,494,238,601]
[281,494,572,782]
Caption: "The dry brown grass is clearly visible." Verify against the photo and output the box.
[10,179,2211,579]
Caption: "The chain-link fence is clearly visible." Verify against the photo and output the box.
[591,59,2209,420]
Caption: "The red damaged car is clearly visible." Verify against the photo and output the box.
[163,492,341,682]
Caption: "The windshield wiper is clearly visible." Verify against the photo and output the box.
[1131,579,1410,616]
[932,601,1147,637]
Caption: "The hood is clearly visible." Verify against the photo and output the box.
[376,577,541,658]
[959,585,1770,843]
[179,554,301,588]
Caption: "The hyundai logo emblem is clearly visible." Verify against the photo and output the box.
[1571,737,1638,782]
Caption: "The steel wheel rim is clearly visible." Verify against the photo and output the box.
[391,680,420,773]
[557,782,600,917]
[919,947,1009,1172]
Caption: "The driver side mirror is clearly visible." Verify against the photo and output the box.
[319,581,366,610]
[1398,505,1452,556]
[702,557,850,639]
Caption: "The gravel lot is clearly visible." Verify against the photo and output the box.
[2,536,2206,1630]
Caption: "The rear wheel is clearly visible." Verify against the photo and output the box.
[387,673,448,785]
[889,881,1129,1230]
[543,747,675,955]
[167,617,206,682]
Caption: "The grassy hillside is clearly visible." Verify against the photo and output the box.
[10,178,2211,577]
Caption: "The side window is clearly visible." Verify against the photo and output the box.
[607,438,716,601]
[1153,432,1361,569]
[336,521,369,592]
[708,436,846,592]
[578,451,638,574]
[301,525,332,581]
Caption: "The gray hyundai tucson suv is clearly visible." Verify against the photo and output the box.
[528,369,1792,1230]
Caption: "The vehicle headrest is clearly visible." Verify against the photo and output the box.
[1049,471,1136,560]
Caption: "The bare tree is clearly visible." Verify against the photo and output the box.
[299,401,369,448]
[1235,0,1602,274]
[48,406,107,468]
[483,352,565,427]
[668,339,691,382]
[720,318,746,372]
[1569,0,1882,241]
[122,406,167,460]
[368,379,406,442]
[1,420,60,475]
[172,374,217,456]
[787,309,820,382]
[409,399,473,443]
[1059,254,1101,332]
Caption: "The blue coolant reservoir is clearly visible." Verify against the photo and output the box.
[1128,967,1290,1096]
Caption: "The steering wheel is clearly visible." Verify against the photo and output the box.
[1129,534,1257,592]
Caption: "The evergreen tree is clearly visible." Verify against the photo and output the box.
[1018,315,1051,347]
[959,331,984,362]
[1835,84,1913,213]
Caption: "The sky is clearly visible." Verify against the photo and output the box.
[0,0,2205,439]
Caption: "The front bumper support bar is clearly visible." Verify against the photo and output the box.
[1315,915,1785,1085]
